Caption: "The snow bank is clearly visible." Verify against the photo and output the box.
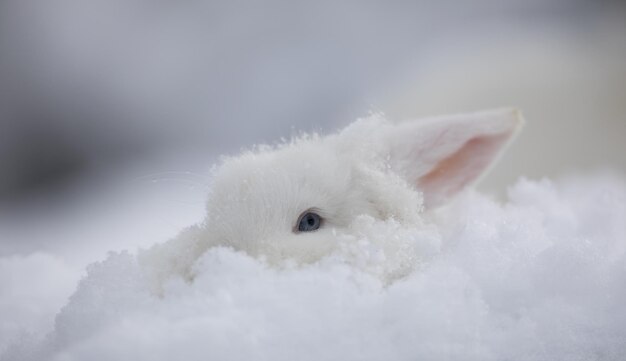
[2,175,625,361]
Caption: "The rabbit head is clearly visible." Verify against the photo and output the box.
[142,108,524,284]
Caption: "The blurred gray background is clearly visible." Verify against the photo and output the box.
[0,0,624,258]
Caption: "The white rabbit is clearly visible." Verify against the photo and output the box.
[141,108,524,286]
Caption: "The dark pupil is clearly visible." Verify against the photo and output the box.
[299,212,320,232]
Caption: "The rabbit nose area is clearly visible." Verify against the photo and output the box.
[206,171,316,247]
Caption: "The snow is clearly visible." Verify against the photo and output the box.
[1,175,625,361]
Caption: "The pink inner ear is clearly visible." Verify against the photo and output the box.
[417,133,509,207]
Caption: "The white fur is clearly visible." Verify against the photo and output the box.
[141,109,524,287]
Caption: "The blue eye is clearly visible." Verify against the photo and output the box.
[296,211,322,233]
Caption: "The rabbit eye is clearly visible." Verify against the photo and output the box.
[295,211,322,233]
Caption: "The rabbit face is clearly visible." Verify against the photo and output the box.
[203,140,385,263]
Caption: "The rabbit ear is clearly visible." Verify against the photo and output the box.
[382,108,524,208]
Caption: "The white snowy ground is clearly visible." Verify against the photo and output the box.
[1,171,625,361]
